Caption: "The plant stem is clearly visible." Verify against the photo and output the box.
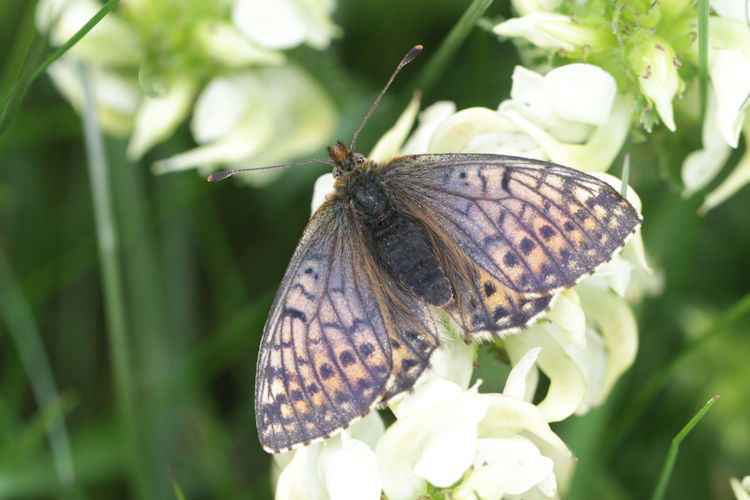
[0,249,75,488]
[78,62,148,499]
[415,0,494,94]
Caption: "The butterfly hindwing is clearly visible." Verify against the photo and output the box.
[256,203,394,453]
[385,154,642,295]
[449,263,554,336]
[377,280,441,403]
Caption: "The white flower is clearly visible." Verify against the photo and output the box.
[730,475,750,500]
[232,0,340,50]
[37,0,339,173]
[681,15,750,211]
[153,65,336,185]
[499,65,631,172]
[274,411,384,500]
[376,357,574,500]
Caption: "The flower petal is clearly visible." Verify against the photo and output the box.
[543,64,617,126]
[274,447,310,500]
[369,93,421,162]
[196,20,285,67]
[232,0,339,50]
[682,86,733,195]
[127,78,196,160]
[730,475,750,500]
[401,100,456,154]
[545,289,586,348]
[503,346,542,400]
[323,440,381,500]
[576,283,639,405]
[493,12,608,56]
[499,94,633,172]
[708,48,750,148]
[311,173,336,214]
[377,385,489,500]
[710,0,750,22]
[504,324,587,422]
[701,142,750,214]
[426,107,542,157]
[412,419,479,487]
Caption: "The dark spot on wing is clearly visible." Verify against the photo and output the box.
[501,169,511,191]
[493,307,509,323]
[284,308,307,322]
[520,237,536,255]
[319,363,335,379]
[539,225,555,240]
[339,350,356,367]
[359,342,375,357]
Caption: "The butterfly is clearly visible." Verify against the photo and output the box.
[211,46,642,453]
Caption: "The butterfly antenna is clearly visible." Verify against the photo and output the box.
[349,44,423,152]
[207,158,334,182]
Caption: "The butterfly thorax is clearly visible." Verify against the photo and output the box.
[343,167,454,308]
[327,141,366,179]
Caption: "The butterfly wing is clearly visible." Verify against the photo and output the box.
[255,196,442,452]
[386,154,642,294]
[383,153,641,335]
[255,202,394,453]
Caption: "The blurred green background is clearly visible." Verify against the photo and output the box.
[1,1,749,499]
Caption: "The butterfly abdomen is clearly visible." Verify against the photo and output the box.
[347,170,453,307]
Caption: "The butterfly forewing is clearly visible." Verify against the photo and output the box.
[386,154,642,296]
[256,203,394,453]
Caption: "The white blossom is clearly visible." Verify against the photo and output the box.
[274,412,384,500]
[730,475,750,500]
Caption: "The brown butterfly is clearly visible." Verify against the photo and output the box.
[211,46,642,453]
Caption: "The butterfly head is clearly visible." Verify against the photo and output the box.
[328,141,367,179]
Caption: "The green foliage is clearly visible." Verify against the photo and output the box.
[0,0,749,498]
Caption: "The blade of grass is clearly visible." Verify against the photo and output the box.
[604,292,750,459]
[168,468,187,500]
[31,0,121,83]
[0,248,75,487]
[651,396,720,500]
[414,0,494,94]
[697,0,708,124]
[78,62,148,499]
[621,154,631,197]
[0,0,120,138]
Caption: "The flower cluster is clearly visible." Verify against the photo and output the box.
[36,0,338,183]
[274,61,652,498]
[494,0,750,211]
